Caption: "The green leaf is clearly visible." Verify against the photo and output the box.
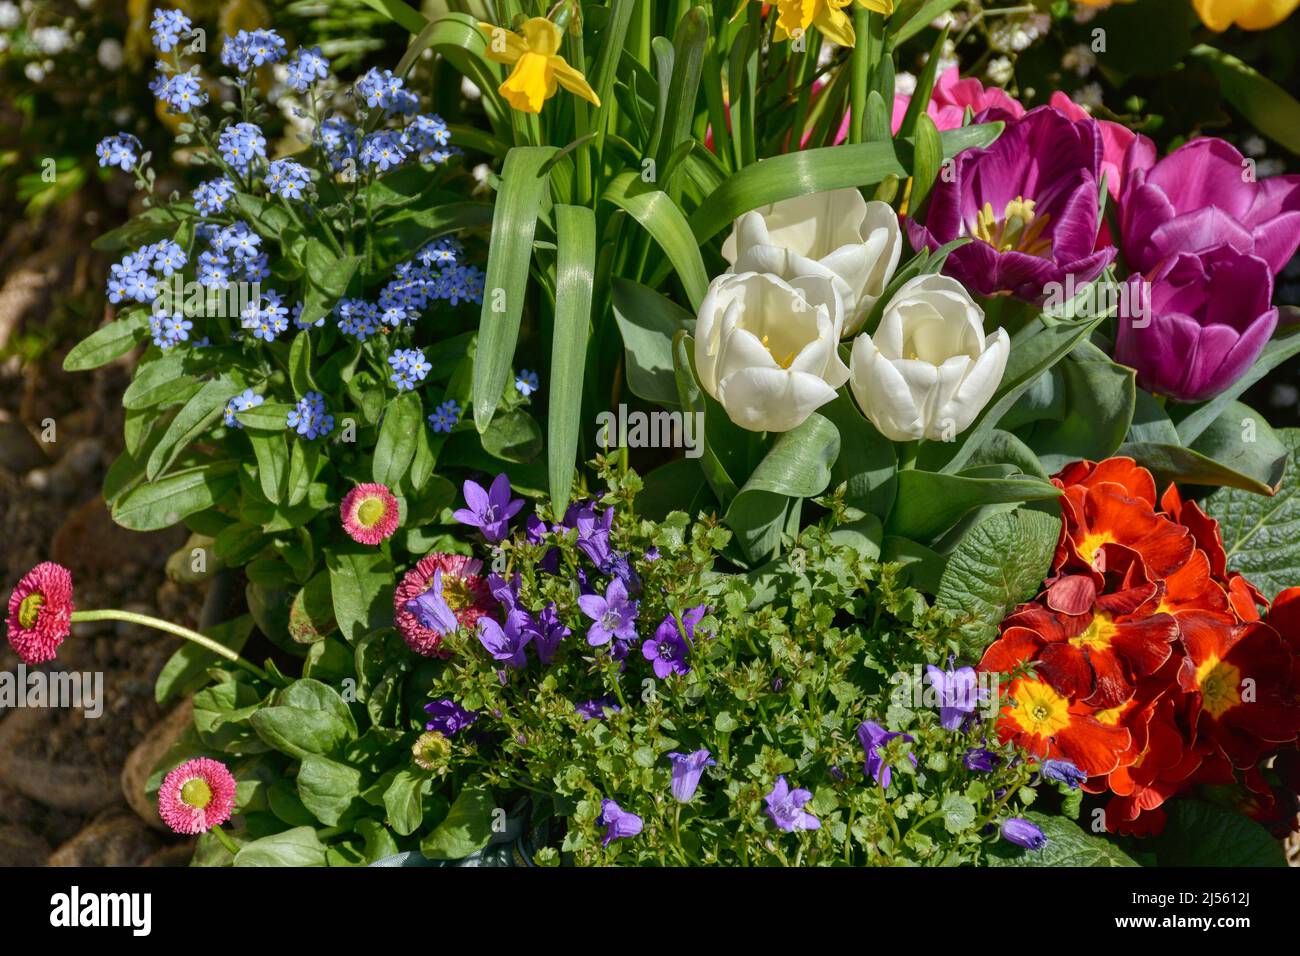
[650,6,708,176]
[941,793,976,834]
[327,550,395,643]
[473,146,558,431]
[299,241,361,330]
[1190,45,1300,155]
[155,615,254,704]
[672,332,742,507]
[481,408,543,463]
[611,277,695,408]
[63,311,150,372]
[384,770,431,837]
[297,755,363,827]
[723,413,840,563]
[602,172,710,309]
[420,784,496,860]
[1020,344,1135,473]
[1203,427,1300,602]
[1151,798,1286,867]
[373,391,423,487]
[249,429,288,504]
[548,204,596,516]
[907,114,944,213]
[112,461,238,531]
[986,812,1139,866]
[234,827,328,867]
[288,331,315,395]
[887,467,1061,544]
[147,375,241,480]
[936,509,1061,659]
[822,393,897,519]
[250,679,358,759]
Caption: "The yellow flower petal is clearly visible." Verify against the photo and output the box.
[855,0,895,13]
[1191,0,1297,27]
[478,21,527,64]
[775,0,817,39]
[550,56,602,107]
[519,16,564,56]
[815,4,858,46]
[499,52,557,114]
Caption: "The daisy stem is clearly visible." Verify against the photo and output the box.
[69,609,273,683]
[211,824,241,856]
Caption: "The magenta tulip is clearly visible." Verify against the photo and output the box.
[1114,244,1278,403]
[907,105,1115,301]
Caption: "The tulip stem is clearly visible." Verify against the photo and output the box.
[897,440,919,470]
[70,609,272,682]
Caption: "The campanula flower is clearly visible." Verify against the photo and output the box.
[666,749,716,803]
[578,578,639,651]
[1002,817,1048,850]
[925,663,987,730]
[424,699,479,736]
[477,610,534,669]
[598,799,642,847]
[1040,759,1087,789]
[858,720,917,788]
[764,776,820,832]
[453,474,525,544]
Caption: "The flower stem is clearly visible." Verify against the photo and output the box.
[210,824,240,856]
[69,609,272,682]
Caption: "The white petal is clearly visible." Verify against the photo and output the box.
[716,366,838,432]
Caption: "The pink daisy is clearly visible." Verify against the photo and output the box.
[340,482,401,545]
[393,553,493,657]
[6,562,74,665]
[158,757,237,835]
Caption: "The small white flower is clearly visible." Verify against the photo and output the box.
[97,38,123,70]
[461,75,481,101]
[848,274,1009,442]
[0,2,19,29]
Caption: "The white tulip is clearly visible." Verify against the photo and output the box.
[721,188,902,336]
[848,274,1009,442]
[695,272,851,433]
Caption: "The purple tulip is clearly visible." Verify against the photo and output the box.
[598,798,642,847]
[857,720,917,788]
[666,749,716,803]
[763,776,820,832]
[1114,245,1277,402]
[1119,136,1300,277]
[1001,817,1048,850]
[453,473,524,543]
[908,105,1115,301]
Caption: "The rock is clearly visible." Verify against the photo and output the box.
[0,418,48,474]
[141,844,193,867]
[22,437,101,500]
[121,701,194,830]
[48,810,164,867]
[0,709,119,813]
[0,824,51,867]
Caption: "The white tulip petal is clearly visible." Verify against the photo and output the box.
[717,367,838,433]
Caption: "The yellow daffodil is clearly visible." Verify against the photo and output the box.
[1192,0,1298,29]
[773,0,895,48]
[478,17,600,114]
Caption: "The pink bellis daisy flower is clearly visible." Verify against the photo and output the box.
[7,562,74,664]
[340,482,401,545]
[158,758,237,835]
[393,553,494,656]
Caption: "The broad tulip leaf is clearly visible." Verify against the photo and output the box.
[822,392,897,519]
[611,277,695,408]
[472,146,558,431]
[887,465,1061,544]
[1203,427,1300,602]
[1020,344,1136,473]
[548,205,597,515]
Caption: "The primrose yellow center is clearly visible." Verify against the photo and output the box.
[1071,612,1117,651]
[180,778,213,809]
[1075,530,1115,567]
[356,497,386,527]
[973,197,1054,257]
[18,593,44,629]
[1195,655,1242,719]
[1010,681,1072,738]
